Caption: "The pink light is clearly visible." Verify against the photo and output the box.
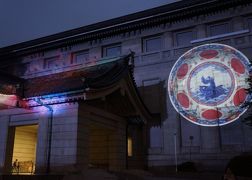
[18,99,30,109]
[0,94,17,107]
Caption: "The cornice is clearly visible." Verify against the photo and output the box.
[0,0,251,60]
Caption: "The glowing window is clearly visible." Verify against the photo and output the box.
[127,137,133,157]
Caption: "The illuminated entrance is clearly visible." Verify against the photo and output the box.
[11,125,38,174]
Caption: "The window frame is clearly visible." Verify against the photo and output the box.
[246,17,252,30]
[174,29,195,47]
[207,20,232,37]
[142,35,163,53]
[102,43,121,58]
[43,56,60,69]
[71,50,89,64]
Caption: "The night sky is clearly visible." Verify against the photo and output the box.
[0,0,179,48]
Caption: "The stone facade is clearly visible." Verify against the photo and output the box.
[0,0,252,174]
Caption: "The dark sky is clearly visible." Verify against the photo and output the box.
[0,0,179,48]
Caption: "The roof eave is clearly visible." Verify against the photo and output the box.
[0,0,250,59]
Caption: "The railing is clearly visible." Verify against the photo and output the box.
[12,161,34,174]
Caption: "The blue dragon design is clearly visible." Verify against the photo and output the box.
[199,76,226,100]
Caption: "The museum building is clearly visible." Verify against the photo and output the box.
[0,0,252,174]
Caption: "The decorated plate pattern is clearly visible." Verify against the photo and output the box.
[168,43,252,126]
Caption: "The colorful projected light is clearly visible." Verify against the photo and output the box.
[168,43,252,126]
[0,94,17,107]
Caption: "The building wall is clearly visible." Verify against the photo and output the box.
[78,103,127,171]
[0,109,41,173]
[49,103,79,173]
[0,103,80,174]
[1,1,252,171]
[0,101,129,174]
[0,116,10,173]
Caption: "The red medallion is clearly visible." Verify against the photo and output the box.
[200,50,218,59]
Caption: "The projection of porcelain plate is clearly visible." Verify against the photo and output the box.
[168,43,251,126]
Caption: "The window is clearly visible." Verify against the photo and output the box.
[102,44,121,57]
[72,50,88,64]
[143,36,162,52]
[44,56,60,69]
[127,137,133,157]
[208,22,230,36]
[175,31,194,46]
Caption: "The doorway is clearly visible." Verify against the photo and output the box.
[11,125,38,174]
[88,123,110,169]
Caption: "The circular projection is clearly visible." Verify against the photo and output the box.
[168,43,252,126]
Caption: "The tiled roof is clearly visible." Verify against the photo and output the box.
[24,56,130,98]
[0,84,17,95]
[0,71,23,95]
[0,54,152,122]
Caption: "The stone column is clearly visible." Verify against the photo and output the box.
[89,47,101,61]
[122,38,141,55]
[197,24,206,39]
[35,113,50,173]
[0,115,11,173]
[164,32,173,49]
